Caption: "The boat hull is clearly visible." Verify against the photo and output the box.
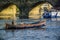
[6,24,45,29]
[5,21,46,29]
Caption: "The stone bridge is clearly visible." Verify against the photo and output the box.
[0,0,59,19]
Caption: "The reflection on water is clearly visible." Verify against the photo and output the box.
[0,18,60,40]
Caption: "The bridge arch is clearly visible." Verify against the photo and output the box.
[0,3,20,19]
[29,1,53,19]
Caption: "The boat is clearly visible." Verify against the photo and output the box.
[5,21,46,29]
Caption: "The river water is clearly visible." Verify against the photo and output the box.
[0,18,60,40]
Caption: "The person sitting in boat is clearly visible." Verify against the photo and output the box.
[12,21,16,25]
[12,21,14,25]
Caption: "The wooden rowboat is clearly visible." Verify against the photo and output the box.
[5,21,46,29]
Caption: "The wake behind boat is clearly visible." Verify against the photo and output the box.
[5,21,46,29]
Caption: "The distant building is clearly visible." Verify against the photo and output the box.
[0,4,19,19]
[29,2,53,19]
